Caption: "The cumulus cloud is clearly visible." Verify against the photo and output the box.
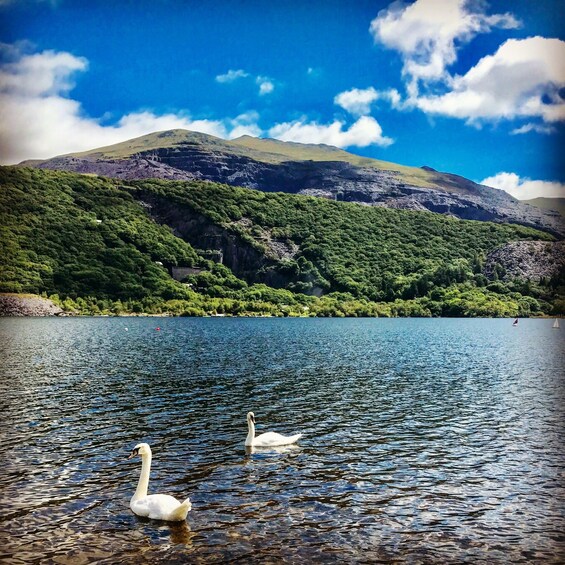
[369,1,564,130]
[334,87,378,116]
[224,110,262,138]
[0,46,261,163]
[414,37,565,124]
[268,115,393,148]
[216,69,275,95]
[481,172,565,200]
[370,0,520,93]
[215,68,249,83]
[0,48,87,95]
[334,86,402,115]
[256,76,274,95]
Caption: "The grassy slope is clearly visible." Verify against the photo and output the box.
[523,198,565,217]
[68,130,233,159]
[229,135,436,186]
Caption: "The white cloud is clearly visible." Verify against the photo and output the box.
[334,87,378,116]
[225,110,262,138]
[215,68,249,83]
[334,86,403,115]
[369,2,564,130]
[413,37,565,124]
[370,0,520,92]
[268,115,393,148]
[381,88,402,109]
[481,172,565,200]
[256,76,274,95]
[0,49,87,96]
[511,123,556,135]
[0,47,262,163]
[306,67,323,79]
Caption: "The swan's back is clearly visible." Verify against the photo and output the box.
[254,431,302,447]
[131,494,192,521]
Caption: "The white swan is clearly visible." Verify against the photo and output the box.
[128,443,192,522]
[245,411,302,447]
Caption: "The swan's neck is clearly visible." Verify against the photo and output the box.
[132,453,151,502]
[246,420,255,446]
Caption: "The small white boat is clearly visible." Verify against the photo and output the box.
[553,319,560,329]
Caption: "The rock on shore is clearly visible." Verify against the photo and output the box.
[0,294,64,316]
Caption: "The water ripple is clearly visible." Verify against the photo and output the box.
[0,317,564,563]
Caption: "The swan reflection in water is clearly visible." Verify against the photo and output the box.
[133,515,196,547]
[245,443,302,456]
[163,521,195,546]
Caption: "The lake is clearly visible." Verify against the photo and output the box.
[0,317,564,563]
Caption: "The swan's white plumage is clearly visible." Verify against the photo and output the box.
[128,443,191,522]
[130,493,192,521]
[253,431,303,447]
[245,412,302,447]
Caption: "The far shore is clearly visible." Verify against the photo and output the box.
[0,293,560,320]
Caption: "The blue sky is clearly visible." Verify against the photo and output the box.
[0,0,564,199]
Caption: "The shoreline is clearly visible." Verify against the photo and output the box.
[0,293,560,319]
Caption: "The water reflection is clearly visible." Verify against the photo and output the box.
[245,444,301,456]
[0,317,564,563]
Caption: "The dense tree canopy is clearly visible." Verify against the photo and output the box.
[0,167,561,317]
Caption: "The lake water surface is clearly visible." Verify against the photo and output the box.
[0,317,564,563]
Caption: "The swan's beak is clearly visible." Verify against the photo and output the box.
[251,415,255,424]
[128,450,137,459]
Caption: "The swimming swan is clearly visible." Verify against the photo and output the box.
[245,411,302,447]
[128,443,192,521]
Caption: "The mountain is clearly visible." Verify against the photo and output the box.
[1,166,562,317]
[523,197,565,217]
[20,129,564,238]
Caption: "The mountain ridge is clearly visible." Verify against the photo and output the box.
[21,129,436,185]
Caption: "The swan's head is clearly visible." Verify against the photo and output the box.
[247,411,255,424]
[128,442,151,459]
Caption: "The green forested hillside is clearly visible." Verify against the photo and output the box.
[1,166,562,317]
[0,167,199,298]
[132,178,551,299]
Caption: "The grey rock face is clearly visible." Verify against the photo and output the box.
[484,241,565,281]
[35,156,197,181]
[0,295,64,316]
[137,193,294,288]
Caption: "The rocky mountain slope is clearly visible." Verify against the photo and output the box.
[20,129,563,237]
